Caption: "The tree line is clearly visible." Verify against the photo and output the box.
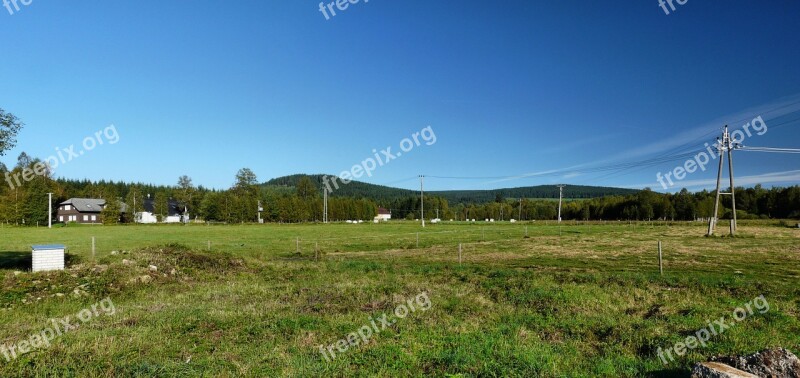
[2,151,799,226]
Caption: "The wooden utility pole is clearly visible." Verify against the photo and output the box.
[557,185,566,223]
[420,175,425,228]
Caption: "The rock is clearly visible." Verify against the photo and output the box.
[711,348,800,378]
[139,275,152,284]
[55,293,65,297]
[93,264,109,273]
[122,259,133,266]
[170,268,177,276]
[691,362,759,378]
[111,250,118,255]
[148,265,158,272]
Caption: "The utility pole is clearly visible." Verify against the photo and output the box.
[47,193,53,228]
[557,185,566,223]
[707,126,738,236]
[518,198,523,221]
[323,187,328,223]
[420,175,425,228]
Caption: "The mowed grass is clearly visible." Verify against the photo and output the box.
[0,221,798,377]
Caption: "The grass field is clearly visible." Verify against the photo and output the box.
[0,221,798,377]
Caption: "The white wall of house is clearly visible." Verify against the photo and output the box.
[136,212,158,224]
[164,215,182,223]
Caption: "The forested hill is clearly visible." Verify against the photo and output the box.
[431,186,640,204]
[265,174,416,201]
[264,174,639,204]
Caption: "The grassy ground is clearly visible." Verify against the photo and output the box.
[0,221,798,377]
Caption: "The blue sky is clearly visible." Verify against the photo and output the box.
[1,0,799,192]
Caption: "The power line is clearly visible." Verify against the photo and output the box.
[428,106,800,185]
[739,147,800,154]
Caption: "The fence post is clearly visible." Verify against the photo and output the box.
[525,226,528,238]
[658,240,663,276]
[296,238,300,254]
[459,243,462,265]
[91,237,96,263]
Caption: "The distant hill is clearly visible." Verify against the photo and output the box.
[265,174,415,201]
[264,174,639,204]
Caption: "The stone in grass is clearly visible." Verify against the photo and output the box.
[149,265,158,272]
[691,362,759,378]
[128,275,152,284]
[711,348,800,378]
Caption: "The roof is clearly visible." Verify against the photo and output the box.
[142,199,186,216]
[59,198,128,213]
[59,198,106,213]
[32,245,66,250]
[377,207,391,215]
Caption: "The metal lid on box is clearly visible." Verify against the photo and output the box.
[32,245,66,250]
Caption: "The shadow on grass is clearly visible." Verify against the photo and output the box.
[0,252,80,271]
[0,251,31,270]
[646,368,688,377]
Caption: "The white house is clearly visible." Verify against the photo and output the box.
[135,212,158,224]
[374,208,391,222]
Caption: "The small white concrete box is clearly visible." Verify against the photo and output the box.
[31,245,66,272]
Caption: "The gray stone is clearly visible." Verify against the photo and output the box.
[691,362,759,378]
[711,348,800,378]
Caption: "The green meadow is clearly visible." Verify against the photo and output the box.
[0,221,798,377]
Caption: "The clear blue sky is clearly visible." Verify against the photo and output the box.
[1,1,799,192]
